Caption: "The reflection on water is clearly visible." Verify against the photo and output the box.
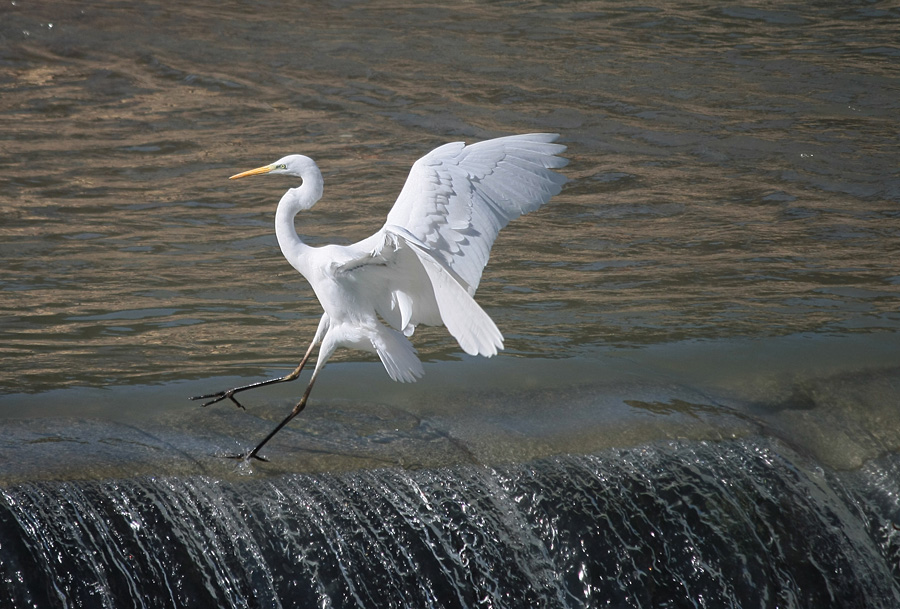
[1,0,897,393]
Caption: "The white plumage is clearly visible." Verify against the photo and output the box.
[193,133,568,461]
[386,134,568,294]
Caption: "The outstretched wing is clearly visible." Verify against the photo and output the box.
[383,133,568,294]
[336,134,567,376]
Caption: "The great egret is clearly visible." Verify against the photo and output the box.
[192,133,568,461]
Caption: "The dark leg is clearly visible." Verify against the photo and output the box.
[190,338,317,408]
[233,364,323,462]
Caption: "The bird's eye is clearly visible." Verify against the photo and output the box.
[277,164,287,169]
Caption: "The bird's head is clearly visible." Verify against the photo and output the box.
[230,154,324,210]
[230,154,317,180]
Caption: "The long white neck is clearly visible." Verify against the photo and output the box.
[274,165,324,279]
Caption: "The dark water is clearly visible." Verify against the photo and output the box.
[1,0,900,606]
[4,439,900,608]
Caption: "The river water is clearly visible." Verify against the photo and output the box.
[1,1,899,607]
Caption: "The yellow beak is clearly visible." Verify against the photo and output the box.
[229,164,274,180]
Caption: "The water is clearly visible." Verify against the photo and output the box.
[3,440,900,608]
[1,0,900,606]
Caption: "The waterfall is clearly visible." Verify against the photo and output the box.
[2,437,899,608]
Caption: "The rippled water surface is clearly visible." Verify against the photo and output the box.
[2,0,897,396]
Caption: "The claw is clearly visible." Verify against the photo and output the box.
[189,390,246,409]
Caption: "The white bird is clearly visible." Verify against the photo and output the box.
[192,133,568,461]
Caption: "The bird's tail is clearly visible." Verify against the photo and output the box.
[372,326,425,383]
[400,235,504,357]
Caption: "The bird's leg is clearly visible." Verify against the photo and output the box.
[190,338,317,408]
[233,364,323,462]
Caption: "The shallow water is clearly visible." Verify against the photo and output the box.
[1,1,899,606]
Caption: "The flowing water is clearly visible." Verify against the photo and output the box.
[1,0,899,607]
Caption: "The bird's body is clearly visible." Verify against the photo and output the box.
[193,133,568,460]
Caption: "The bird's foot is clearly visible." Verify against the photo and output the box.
[190,388,246,409]
[225,451,269,463]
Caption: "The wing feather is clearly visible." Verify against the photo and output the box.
[335,134,567,369]
[338,226,503,357]
[384,133,568,295]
